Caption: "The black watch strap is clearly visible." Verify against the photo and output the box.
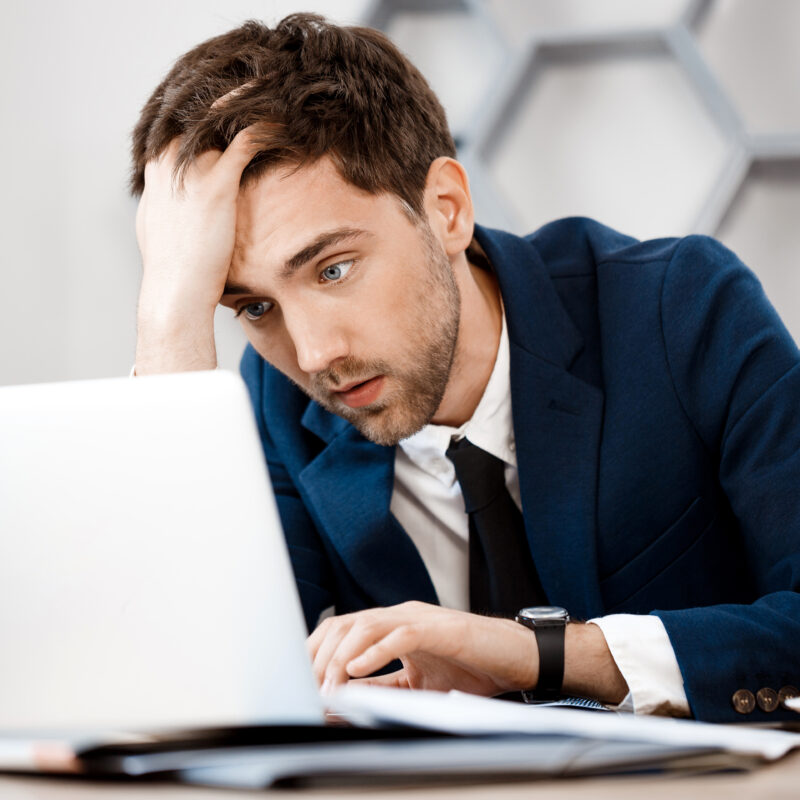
[528,623,565,700]
[515,608,568,702]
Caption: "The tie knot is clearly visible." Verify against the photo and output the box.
[445,437,506,513]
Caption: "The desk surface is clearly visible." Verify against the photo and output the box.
[2,750,799,800]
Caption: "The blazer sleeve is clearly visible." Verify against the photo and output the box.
[240,346,335,632]
[654,235,800,722]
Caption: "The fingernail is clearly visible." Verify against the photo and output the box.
[321,678,332,696]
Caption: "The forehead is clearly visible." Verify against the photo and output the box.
[233,157,406,271]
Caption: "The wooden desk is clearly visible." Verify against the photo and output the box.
[2,750,799,800]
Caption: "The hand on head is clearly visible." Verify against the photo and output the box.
[134,127,264,374]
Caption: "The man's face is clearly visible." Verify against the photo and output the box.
[222,157,461,446]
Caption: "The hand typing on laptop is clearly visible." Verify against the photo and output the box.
[308,601,627,705]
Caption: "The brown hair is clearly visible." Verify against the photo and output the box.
[130,14,456,216]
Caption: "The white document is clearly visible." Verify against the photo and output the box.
[330,685,800,761]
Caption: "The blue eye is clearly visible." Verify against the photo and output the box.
[237,301,273,321]
[320,260,354,282]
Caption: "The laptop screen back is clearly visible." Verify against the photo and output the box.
[0,370,323,732]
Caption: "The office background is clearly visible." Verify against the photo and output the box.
[1,0,797,386]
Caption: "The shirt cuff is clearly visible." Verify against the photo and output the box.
[588,614,690,717]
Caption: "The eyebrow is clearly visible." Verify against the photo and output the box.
[281,227,370,279]
[222,227,370,297]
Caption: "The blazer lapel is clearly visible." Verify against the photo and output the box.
[298,403,438,607]
[476,226,606,619]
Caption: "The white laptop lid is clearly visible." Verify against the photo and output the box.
[0,370,323,732]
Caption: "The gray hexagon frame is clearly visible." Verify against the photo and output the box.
[363,0,800,236]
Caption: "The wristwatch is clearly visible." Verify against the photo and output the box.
[515,606,570,702]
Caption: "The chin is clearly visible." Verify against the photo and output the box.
[351,406,432,447]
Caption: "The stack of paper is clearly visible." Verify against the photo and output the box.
[330,685,800,761]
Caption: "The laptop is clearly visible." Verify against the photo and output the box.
[0,370,323,734]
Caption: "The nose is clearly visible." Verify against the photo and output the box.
[284,305,349,376]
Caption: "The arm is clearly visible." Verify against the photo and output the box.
[134,131,261,375]
[654,236,800,722]
[307,600,627,701]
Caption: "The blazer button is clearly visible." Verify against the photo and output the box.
[778,685,799,708]
[756,688,779,713]
[732,689,756,714]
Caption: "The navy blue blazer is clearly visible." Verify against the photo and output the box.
[241,217,800,723]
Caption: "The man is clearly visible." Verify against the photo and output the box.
[132,14,800,723]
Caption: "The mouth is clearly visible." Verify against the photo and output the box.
[332,376,385,409]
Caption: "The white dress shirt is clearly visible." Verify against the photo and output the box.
[391,313,690,716]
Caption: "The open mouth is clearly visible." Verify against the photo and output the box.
[333,376,385,409]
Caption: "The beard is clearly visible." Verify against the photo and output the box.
[306,222,461,446]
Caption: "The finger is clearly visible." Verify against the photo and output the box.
[192,148,223,171]
[142,159,157,187]
[166,135,183,156]
[345,624,422,679]
[307,613,346,660]
[348,670,410,689]
[214,124,266,176]
[322,602,443,687]
[142,137,185,191]
[320,613,403,691]
[135,195,146,244]
[210,80,257,110]
[309,618,354,689]
[154,136,184,171]
[175,147,223,188]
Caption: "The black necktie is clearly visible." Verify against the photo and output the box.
[446,437,547,617]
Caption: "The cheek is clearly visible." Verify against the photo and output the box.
[356,276,419,344]
[243,323,309,387]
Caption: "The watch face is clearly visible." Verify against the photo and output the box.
[517,606,569,622]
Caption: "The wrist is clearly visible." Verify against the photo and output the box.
[137,279,219,329]
[515,606,569,701]
[498,617,540,692]
[563,622,628,704]
[136,308,218,375]
[135,280,220,374]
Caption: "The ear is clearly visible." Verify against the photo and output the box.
[422,157,474,257]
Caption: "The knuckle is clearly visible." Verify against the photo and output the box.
[401,622,422,640]
[319,613,347,634]
[325,657,346,677]
[392,624,412,643]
